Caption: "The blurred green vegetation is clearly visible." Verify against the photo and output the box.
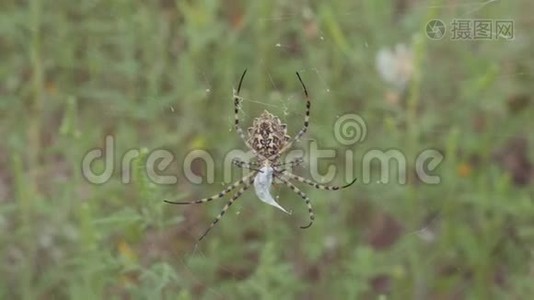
[1,0,533,299]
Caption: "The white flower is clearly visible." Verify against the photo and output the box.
[376,43,414,91]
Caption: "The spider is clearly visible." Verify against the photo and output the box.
[165,70,356,242]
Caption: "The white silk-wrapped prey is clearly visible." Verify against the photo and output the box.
[253,167,291,214]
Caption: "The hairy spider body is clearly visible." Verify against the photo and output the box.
[248,110,290,160]
[165,69,356,242]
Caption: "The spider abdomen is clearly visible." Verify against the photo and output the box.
[247,110,291,158]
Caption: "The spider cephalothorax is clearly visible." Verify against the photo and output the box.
[247,110,291,159]
[164,69,356,242]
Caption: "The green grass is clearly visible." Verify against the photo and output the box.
[1,0,533,299]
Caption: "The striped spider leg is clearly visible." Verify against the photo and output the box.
[272,171,357,229]
[279,172,358,191]
[233,69,268,161]
[267,72,310,162]
[164,172,257,242]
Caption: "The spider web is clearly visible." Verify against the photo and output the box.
[168,63,351,298]
[169,1,532,297]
